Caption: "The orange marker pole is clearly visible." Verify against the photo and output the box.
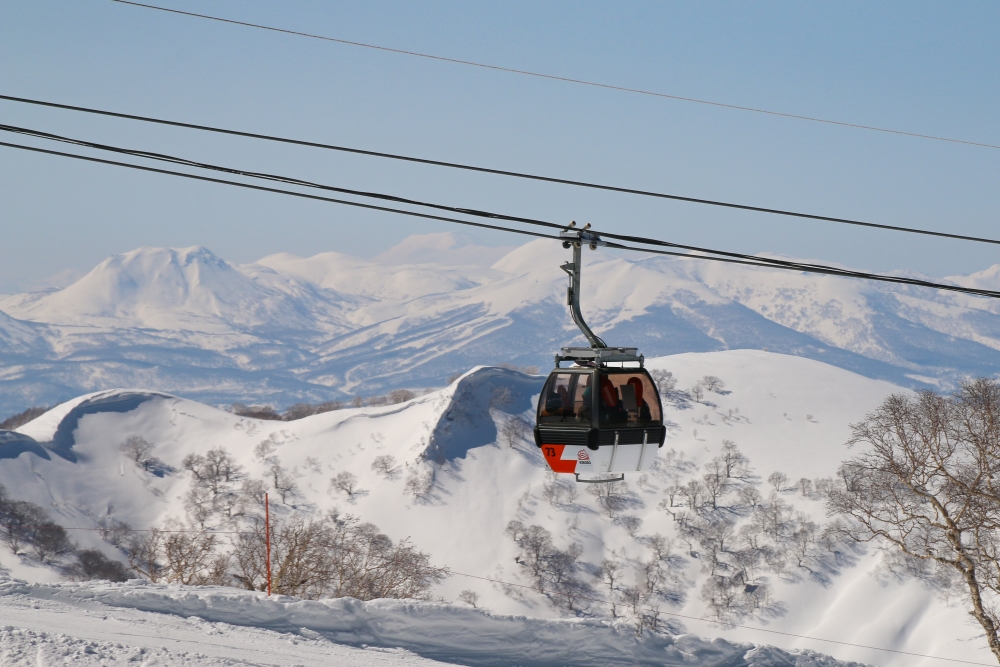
[265,492,272,596]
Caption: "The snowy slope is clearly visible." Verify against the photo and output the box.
[2,234,1000,414]
[0,351,992,666]
[0,577,869,667]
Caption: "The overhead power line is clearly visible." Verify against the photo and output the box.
[2,137,998,300]
[108,0,1000,152]
[2,94,998,247]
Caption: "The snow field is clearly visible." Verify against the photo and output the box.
[0,350,993,666]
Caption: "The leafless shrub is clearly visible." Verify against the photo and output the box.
[496,363,539,375]
[71,549,132,582]
[388,389,417,404]
[282,401,343,421]
[0,406,49,430]
[97,518,132,548]
[542,473,578,506]
[797,477,813,497]
[232,513,448,600]
[618,515,643,537]
[458,589,479,607]
[490,386,513,408]
[505,520,590,611]
[231,403,282,420]
[404,465,434,501]
[813,477,837,498]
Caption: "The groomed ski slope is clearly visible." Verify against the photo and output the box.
[0,577,866,667]
[0,350,993,666]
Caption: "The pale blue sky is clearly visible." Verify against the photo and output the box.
[1,1,998,293]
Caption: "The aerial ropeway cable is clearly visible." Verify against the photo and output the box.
[2,93,998,247]
[1,127,998,300]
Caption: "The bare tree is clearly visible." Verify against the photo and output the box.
[330,471,361,498]
[269,461,299,503]
[184,485,214,529]
[737,485,762,508]
[127,528,164,582]
[649,369,677,394]
[0,499,49,555]
[183,448,244,497]
[720,440,750,479]
[241,479,267,507]
[767,471,789,494]
[31,522,74,563]
[587,479,630,518]
[404,466,434,501]
[619,515,643,538]
[828,380,1000,662]
[701,376,726,393]
[458,589,480,608]
[254,439,276,463]
[371,455,400,480]
[119,436,153,469]
[500,416,529,448]
[600,557,622,617]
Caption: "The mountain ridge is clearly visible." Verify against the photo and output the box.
[1,233,999,414]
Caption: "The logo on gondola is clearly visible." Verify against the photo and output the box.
[577,449,591,464]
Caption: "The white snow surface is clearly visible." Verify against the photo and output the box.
[2,233,1000,414]
[0,350,993,666]
[0,577,873,667]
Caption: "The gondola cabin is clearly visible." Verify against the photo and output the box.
[534,347,666,481]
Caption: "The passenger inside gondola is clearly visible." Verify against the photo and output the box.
[539,373,591,424]
[627,377,653,423]
[599,376,627,425]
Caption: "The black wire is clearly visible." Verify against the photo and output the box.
[2,92,998,247]
[6,121,995,300]
[0,123,565,232]
[108,0,1000,154]
[0,141,558,242]
[4,138,999,300]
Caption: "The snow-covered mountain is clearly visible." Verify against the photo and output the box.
[0,351,991,666]
[2,232,1000,415]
